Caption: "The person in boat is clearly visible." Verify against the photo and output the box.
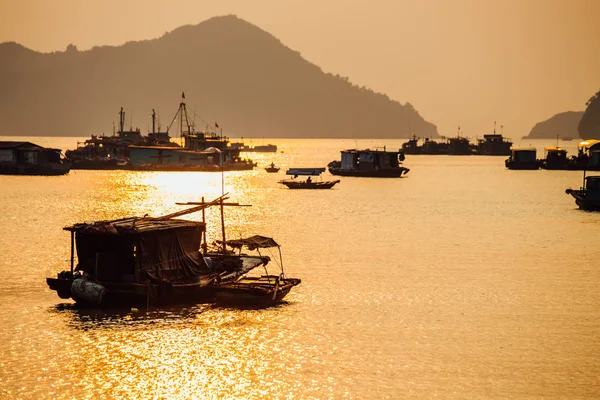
[306,176,312,183]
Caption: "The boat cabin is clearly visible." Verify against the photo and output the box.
[505,148,539,170]
[0,141,62,165]
[585,176,600,191]
[339,149,405,171]
[541,146,568,169]
[64,217,209,285]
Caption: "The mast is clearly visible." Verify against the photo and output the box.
[220,125,226,252]
[152,109,156,134]
[119,107,125,134]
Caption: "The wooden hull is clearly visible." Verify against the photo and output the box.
[280,180,339,189]
[328,166,409,177]
[265,167,280,173]
[213,276,301,307]
[566,189,600,211]
[0,162,71,176]
[505,160,539,170]
[46,276,215,307]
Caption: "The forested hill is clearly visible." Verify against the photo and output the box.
[0,15,438,138]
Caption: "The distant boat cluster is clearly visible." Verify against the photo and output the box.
[401,131,513,156]
[505,140,600,170]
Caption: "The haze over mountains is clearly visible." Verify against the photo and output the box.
[0,15,438,139]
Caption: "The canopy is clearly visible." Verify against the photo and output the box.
[578,139,600,150]
[221,235,279,250]
[285,168,325,176]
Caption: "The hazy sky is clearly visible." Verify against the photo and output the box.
[1,0,599,138]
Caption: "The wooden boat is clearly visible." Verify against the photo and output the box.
[565,174,600,211]
[211,236,301,307]
[265,162,280,173]
[0,141,71,176]
[46,194,301,307]
[279,168,340,189]
[328,148,409,177]
[505,148,539,170]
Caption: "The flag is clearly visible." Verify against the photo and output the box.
[182,91,185,99]
[215,122,219,128]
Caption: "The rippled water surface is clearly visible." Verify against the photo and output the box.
[1,137,599,399]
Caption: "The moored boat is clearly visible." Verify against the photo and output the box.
[565,174,600,211]
[211,236,301,307]
[265,162,280,173]
[328,148,409,177]
[279,168,340,189]
[0,141,71,176]
[505,148,539,170]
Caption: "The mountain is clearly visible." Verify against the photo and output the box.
[579,90,600,139]
[525,111,584,139]
[0,15,438,139]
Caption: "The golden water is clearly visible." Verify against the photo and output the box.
[1,137,599,399]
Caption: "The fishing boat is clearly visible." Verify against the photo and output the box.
[279,168,340,189]
[46,194,301,307]
[565,174,600,211]
[0,141,71,176]
[265,162,280,173]
[328,148,409,177]
[505,148,539,170]
[211,236,301,307]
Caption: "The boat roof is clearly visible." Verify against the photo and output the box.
[340,148,403,154]
[0,141,58,151]
[286,168,325,176]
[578,139,600,149]
[586,176,600,181]
[64,217,205,234]
[220,235,279,250]
[510,147,536,152]
[545,146,566,152]
[129,145,214,154]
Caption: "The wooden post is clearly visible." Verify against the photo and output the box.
[201,196,207,253]
[70,231,74,274]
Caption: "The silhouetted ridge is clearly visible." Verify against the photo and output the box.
[526,111,584,139]
[0,15,438,138]
[579,90,600,139]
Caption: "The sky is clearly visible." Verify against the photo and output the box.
[1,0,599,138]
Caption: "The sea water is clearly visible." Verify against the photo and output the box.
[0,137,599,399]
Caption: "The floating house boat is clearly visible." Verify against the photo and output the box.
[565,174,600,211]
[505,148,539,170]
[0,141,71,176]
[279,168,340,189]
[328,148,409,177]
[46,195,300,307]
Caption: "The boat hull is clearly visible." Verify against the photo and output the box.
[566,189,600,211]
[280,180,339,189]
[265,167,280,173]
[213,277,301,307]
[328,166,409,177]
[0,162,71,176]
[46,276,215,307]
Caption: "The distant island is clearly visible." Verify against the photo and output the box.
[0,15,438,139]
[579,90,600,139]
[524,111,583,140]
[524,89,600,140]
